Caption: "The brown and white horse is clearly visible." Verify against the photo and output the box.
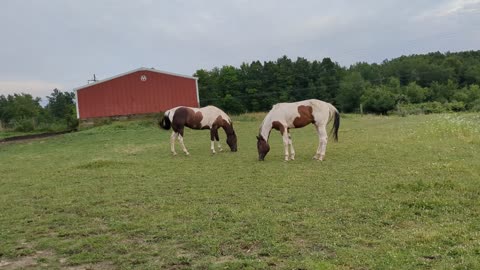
[257,99,340,161]
[160,105,237,155]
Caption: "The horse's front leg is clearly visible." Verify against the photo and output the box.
[214,128,223,152]
[170,132,178,155]
[210,129,217,154]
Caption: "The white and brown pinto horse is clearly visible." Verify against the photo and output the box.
[257,99,340,161]
[160,106,237,155]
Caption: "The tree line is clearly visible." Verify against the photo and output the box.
[194,50,480,115]
[1,50,479,132]
[0,89,77,132]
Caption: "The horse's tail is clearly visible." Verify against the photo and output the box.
[159,111,171,130]
[329,104,340,142]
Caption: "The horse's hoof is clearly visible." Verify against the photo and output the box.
[172,152,178,156]
[290,156,295,161]
[312,156,319,160]
[218,148,224,152]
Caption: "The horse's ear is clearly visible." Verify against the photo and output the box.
[256,135,260,140]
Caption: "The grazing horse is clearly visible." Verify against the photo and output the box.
[257,99,340,161]
[160,105,237,155]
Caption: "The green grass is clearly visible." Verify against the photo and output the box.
[1,114,479,269]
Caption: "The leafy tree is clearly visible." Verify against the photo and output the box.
[404,82,428,103]
[194,69,217,107]
[318,57,341,101]
[46,89,76,119]
[463,65,480,85]
[468,84,480,102]
[45,89,78,129]
[361,86,396,114]
[429,80,458,102]
[337,72,365,112]
[454,84,480,110]
[222,94,244,114]
[0,93,42,130]
[3,94,41,121]
[193,50,480,114]
[349,62,383,85]
[0,95,12,127]
[385,77,401,94]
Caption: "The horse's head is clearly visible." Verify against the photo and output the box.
[226,130,237,152]
[256,135,270,161]
[223,121,237,152]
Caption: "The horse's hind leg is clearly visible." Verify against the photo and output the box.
[176,129,190,155]
[314,124,328,161]
[287,131,295,160]
[170,132,178,155]
[282,131,290,161]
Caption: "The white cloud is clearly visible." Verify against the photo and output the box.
[414,0,480,20]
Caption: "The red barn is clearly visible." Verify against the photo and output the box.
[74,67,199,119]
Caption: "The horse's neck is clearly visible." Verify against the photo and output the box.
[221,122,234,135]
[260,118,272,141]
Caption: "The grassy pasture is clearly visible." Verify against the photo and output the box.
[0,113,479,269]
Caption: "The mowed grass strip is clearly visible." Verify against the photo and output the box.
[0,114,479,269]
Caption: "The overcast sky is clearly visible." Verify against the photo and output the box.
[1,0,479,101]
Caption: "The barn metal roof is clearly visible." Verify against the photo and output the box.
[73,67,198,92]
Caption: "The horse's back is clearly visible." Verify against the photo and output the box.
[267,99,337,126]
[269,99,327,114]
[203,106,231,121]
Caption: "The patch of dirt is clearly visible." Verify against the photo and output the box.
[0,250,53,270]
[421,255,441,261]
[0,247,114,270]
[293,238,337,258]
[0,130,76,144]
[240,241,262,255]
[212,255,236,264]
[64,261,116,270]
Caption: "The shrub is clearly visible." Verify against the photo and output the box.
[469,99,480,112]
[393,104,423,116]
[361,86,396,114]
[445,101,466,112]
[420,102,447,114]
[12,118,35,132]
[393,102,455,115]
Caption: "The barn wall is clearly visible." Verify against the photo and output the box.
[77,70,198,119]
